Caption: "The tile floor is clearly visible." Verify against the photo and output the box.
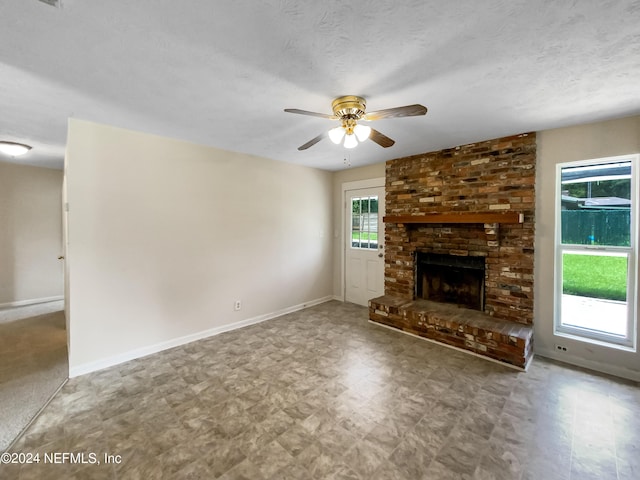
[2,301,639,479]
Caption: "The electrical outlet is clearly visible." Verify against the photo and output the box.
[554,344,568,352]
[234,300,241,311]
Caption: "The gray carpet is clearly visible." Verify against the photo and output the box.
[0,301,68,451]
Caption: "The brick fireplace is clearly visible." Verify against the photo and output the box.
[369,133,536,368]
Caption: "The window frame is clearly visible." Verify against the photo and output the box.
[554,154,638,350]
[350,195,379,251]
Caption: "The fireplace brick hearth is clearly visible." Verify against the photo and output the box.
[369,133,536,368]
[369,296,533,368]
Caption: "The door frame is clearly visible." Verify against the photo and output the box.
[62,169,70,357]
[340,177,385,302]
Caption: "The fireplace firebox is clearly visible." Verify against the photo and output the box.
[415,252,485,311]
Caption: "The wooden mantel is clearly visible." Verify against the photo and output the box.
[383,212,524,225]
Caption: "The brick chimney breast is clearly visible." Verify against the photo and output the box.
[383,133,536,325]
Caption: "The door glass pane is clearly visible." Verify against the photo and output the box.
[560,161,631,246]
[361,198,370,249]
[369,197,378,250]
[352,197,361,248]
[351,195,379,250]
[561,251,628,336]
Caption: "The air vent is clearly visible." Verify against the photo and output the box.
[38,0,61,7]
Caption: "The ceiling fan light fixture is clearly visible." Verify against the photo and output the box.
[354,124,371,142]
[328,126,346,144]
[343,134,358,149]
[0,141,32,157]
[285,95,426,151]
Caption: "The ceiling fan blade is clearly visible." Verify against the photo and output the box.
[284,108,337,120]
[298,132,326,150]
[369,128,395,148]
[363,104,427,121]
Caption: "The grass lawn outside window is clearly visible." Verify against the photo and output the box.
[562,253,627,302]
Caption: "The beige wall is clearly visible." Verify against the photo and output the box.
[65,119,333,375]
[536,115,640,380]
[331,163,386,299]
[0,161,63,306]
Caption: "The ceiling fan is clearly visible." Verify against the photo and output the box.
[285,95,427,151]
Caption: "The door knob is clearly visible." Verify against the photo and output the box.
[378,253,383,258]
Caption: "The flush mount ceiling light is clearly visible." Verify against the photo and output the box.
[0,141,32,157]
[285,95,427,150]
[37,0,62,7]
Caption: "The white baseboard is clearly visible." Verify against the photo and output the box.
[534,347,640,382]
[332,295,344,302]
[0,296,64,309]
[69,295,334,378]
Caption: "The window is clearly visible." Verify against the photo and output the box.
[351,196,379,249]
[555,155,637,348]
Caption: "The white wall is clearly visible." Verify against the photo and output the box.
[0,161,63,306]
[332,163,386,299]
[65,119,333,375]
[536,115,640,381]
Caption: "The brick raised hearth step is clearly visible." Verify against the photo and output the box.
[369,295,533,369]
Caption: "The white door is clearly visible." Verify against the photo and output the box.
[345,187,385,306]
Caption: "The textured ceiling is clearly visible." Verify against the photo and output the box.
[1,0,639,171]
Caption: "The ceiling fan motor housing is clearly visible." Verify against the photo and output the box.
[331,96,366,120]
